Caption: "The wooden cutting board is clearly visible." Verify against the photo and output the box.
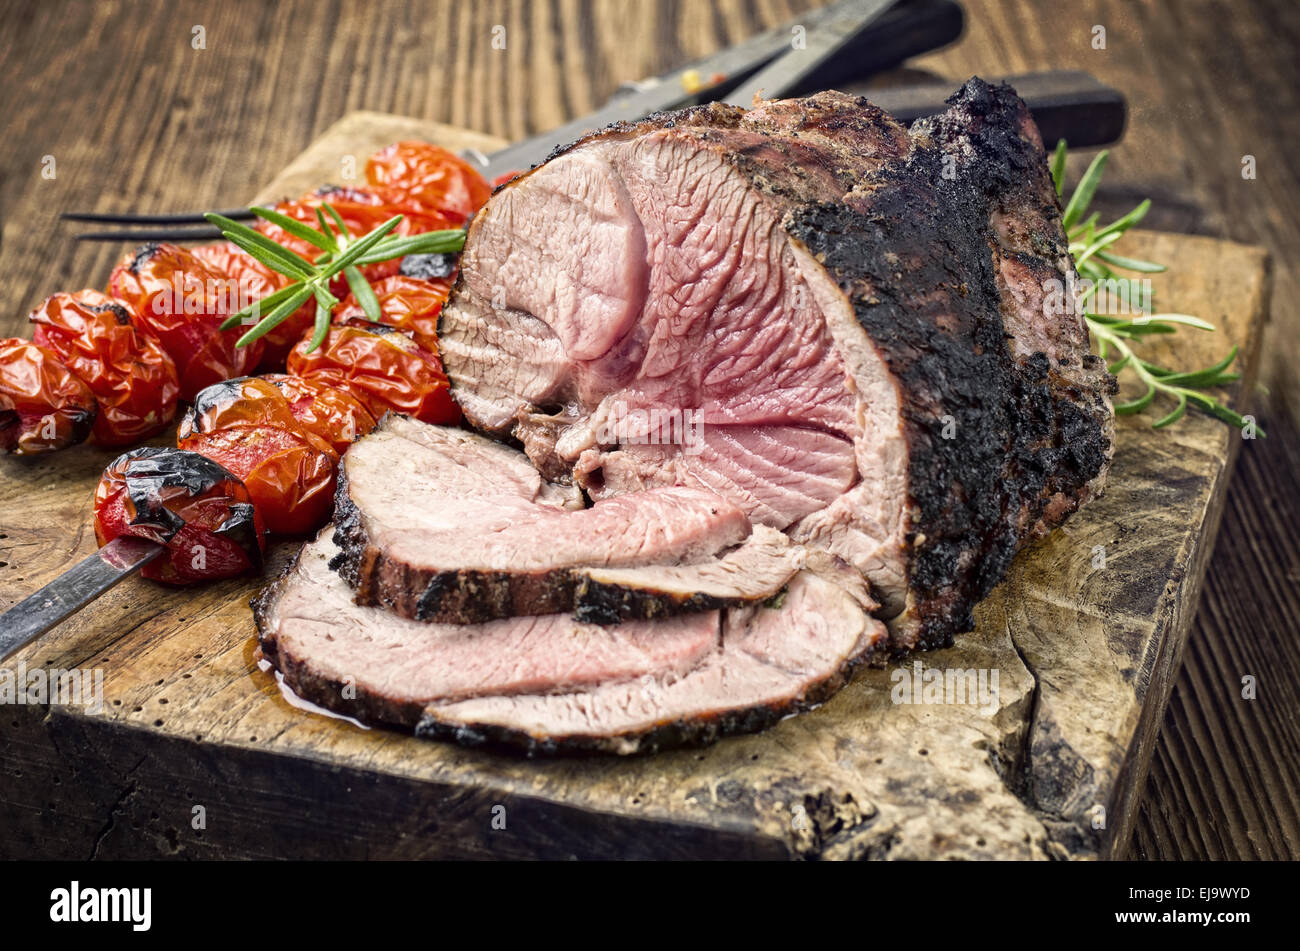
[0,112,1271,860]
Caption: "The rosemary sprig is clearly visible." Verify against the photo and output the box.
[204,205,466,352]
[1051,140,1258,434]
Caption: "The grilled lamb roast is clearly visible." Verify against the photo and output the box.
[256,78,1113,755]
[333,415,805,623]
[438,78,1114,650]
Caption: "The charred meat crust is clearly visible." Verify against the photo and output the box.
[331,465,790,625]
[787,80,1110,648]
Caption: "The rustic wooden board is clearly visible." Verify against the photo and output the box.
[0,112,1269,860]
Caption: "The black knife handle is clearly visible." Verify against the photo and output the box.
[853,70,1128,148]
[785,0,966,95]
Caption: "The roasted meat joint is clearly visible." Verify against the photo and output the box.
[254,79,1115,753]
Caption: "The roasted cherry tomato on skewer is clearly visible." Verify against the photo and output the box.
[286,323,460,426]
[331,274,452,352]
[177,424,337,537]
[0,338,98,455]
[365,142,492,223]
[178,378,340,536]
[93,447,264,584]
[108,243,263,401]
[261,374,377,454]
[177,376,304,439]
[192,241,308,372]
[28,290,179,446]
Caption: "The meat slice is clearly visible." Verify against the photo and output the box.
[254,530,722,727]
[438,79,1114,650]
[418,554,887,755]
[254,530,886,753]
[333,414,804,623]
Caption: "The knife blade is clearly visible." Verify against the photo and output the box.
[723,0,899,107]
[480,0,913,180]
[0,536,164,662]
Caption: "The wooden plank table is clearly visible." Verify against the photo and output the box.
[0,109,1269,860]
[0,0,1295,860]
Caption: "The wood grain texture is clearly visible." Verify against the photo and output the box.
[0,0,1295,859]
[0,110,1269,860]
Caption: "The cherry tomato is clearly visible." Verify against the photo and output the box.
[331,274,451,352]
[177,424,337,536]
[286,323,461,426]
[107,243,264,401]
[192,241,309,372]
[93,447,264,584]
[366,142,492,222]
[0,338,97,455]
[28,290,179,446]
[261,374,377,454]
[177,376,303,439]
[302,183,456,235]
[177,377,339,535]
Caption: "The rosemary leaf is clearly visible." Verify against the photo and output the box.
[1050,139,1067,196]
[323,203,350,237]
[1091,198,1151,242]
[353,229,467,263]
[1061,150,1108,230]
[344,265,381,321]
[220,281,302,331]
[206,213,316,281]
[322,215,404,278]
[235,284,313,347]
[250,205,334,251]
[315,207,337,244]
[1095,250,1167,273]
[1151,394,1187,428]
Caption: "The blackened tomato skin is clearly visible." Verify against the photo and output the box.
[0,338,98,455]
[286,323,461,426]
[177,376,303,442]
[107,243,264,401]
[29,289,180,446]
[93,447,265,584]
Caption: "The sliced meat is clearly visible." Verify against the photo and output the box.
[254,530,722,727]
[573,524,802,624]
[333,414,804,623]
[418,555,887,755]
[254,530,886,753]
[438,79,1114,650]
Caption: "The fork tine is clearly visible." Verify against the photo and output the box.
[61,208,255,225]
[73,227,226,242]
